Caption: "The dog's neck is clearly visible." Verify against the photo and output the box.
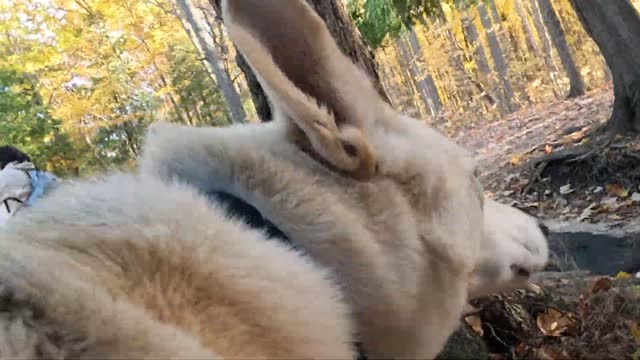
[206,190,368,360]
[206,190,291,244]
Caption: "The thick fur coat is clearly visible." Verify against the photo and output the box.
[0,174,355,359]
[0,0,548,358]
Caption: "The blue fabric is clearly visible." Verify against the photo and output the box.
[26,170,58,206]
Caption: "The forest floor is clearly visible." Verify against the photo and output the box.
[449,85,640,230]
[436,86,640,360]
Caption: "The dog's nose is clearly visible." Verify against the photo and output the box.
[510,264,531,278]
[538,221,550,239]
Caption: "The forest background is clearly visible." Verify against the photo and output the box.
[2,0,636,177]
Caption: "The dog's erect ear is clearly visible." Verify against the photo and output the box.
[222,0,382,179]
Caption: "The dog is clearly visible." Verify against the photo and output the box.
[0,0,548,358]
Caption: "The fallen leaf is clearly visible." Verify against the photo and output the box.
[489,353,506,360]
[593,186,604,194]
[464,315,484,336]
[606,184,629,198]
[536,308,575,337]
[632,192,640,203]
[559,184,574,195]
[528,283,543,294]
[515,342,527,355]
[616,271,632,280]
[599,197,620,213]
[578,202,598,222]
[510,153,526,166]
[626,321,640,346]
[563,128,587,142]
[589,277,614,295]
[545,144,553,154]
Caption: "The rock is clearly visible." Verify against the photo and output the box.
[437,325,488,360]
[545,230,640,275]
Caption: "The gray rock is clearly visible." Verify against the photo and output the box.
[546,230,640,275]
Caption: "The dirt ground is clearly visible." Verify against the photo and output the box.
[435,87,640,360]
[446,87,640,228]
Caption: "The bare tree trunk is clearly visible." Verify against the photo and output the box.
[514,0,539,54]
[395,36,426,116]
[487,0,506,44]
[530,0,560,75]
[209,0,389,122]
[207,0,271,121]
[305,0,390,103]
[406,29,442,116]
[423,73,442,115]
[478,2,517,113]
[462,18,490,78]
[569,0,640,133]
[462,16,498,107]
[375,49,398,107]
[175,0,247,124]
[538,0,585,98]
[382,45,414,108]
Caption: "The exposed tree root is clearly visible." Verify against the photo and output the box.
[522,130,640,196]
[439,273,640,360]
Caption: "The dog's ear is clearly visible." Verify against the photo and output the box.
[222,0,383,180]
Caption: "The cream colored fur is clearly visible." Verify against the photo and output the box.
[139,112,547,360]
[0,174,354,359]
[0,0,547,358]
[137,0,548,358]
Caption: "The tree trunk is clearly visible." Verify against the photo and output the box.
[463,18,490,81]
[406,29,442,116]
[487,0,506,45]
[478,3,517,113]
[209,0,389,122]
[514,0,539,54]
[374,51,397,107]
[207,0,271,122]
[530,0,561,86]
[538,0,585,98]
[175,0,247,124]
[305,0,390,103]
[382,45,413,108]
[462,16,498,107]
[569,0,640,133]
[395,36,426,116]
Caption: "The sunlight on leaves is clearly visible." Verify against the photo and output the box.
[536,307,575,337]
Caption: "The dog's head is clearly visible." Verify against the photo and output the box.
[220,0,548,296]
[470,199,549,298]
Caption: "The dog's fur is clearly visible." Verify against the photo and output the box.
[0,0,548,358]
[0,175,355,359]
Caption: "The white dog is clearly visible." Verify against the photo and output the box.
[0,0,548,358]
